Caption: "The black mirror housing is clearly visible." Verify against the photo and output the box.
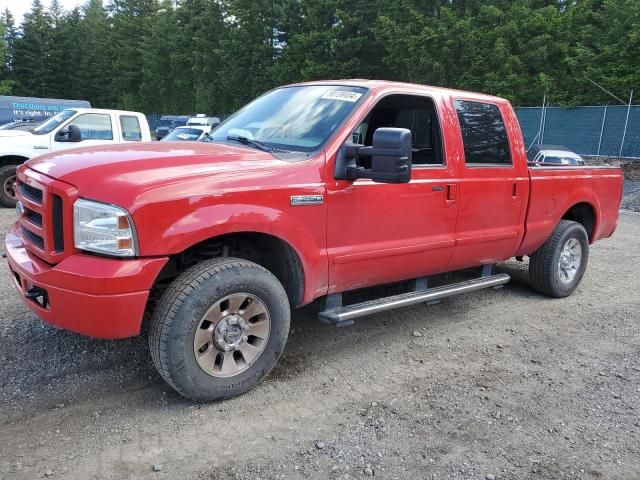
[335,127,412,184]
[67,125,82,142]
[369,128,412,183]
[55,124,82,143]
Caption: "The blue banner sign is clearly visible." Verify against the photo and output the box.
[0,95,91,125]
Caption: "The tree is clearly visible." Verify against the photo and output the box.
[0,17,10,94]
[109,0,160,110]
[75,0,115,106]
[12,0,54,97]
[212,0,283,111]
[0,9,17,94]
[2,0,639,111]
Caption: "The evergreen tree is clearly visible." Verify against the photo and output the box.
[2,0,639,111]
[109,0,160,110]
[0,9,17,94]
[12,0,54,97]
[0,16,10,94]
[76,0,116,107]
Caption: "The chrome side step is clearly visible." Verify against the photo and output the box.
[318,273,510,326]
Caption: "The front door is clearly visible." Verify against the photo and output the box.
[326,93,459,293]
[51,112,115,152]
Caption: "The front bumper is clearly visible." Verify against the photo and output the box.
[5,222,168,339]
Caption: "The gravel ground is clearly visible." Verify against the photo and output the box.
[584,157,639,212]
[622,179,640,211]
[1,207,639,480]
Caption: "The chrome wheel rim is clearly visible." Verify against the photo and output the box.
[193,293,270,378]
[4,175,16,200]
[558,238,582,284]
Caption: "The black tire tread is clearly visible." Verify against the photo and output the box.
[0,164,19,208]
[148,257,282,398]
[529,219,587,297]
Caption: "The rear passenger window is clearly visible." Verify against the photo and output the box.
[454,100,511,165]
[120,115,142,141]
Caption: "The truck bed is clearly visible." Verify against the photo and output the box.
[517,165,623,256]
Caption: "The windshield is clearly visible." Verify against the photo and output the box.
[32,109,77,135]
[211,85,368,153]
[162,128,204,141]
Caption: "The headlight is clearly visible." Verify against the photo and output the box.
[73,198,138,257]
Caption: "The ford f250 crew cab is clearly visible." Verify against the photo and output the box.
[0,108,150,208]
[5,81,623,401]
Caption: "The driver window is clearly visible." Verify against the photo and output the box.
[67,114,113,141]
[354,94,443,166]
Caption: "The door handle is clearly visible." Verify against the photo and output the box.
[432,185,444,192]
[446,184,457,201]
[512,182,519,198]
[445,184,457,207]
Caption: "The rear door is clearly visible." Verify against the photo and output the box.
[447,98,529,269]
[119,114,144,142]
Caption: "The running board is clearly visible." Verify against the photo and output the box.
[319,273,510,326]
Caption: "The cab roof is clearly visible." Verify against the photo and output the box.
[68,107,145,116]
[289,79,509,104]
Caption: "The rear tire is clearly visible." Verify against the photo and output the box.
[149,257,290,402]
[0,165,18,208]
[529,220,589,298]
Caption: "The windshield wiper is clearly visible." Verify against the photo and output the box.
[226,135,274,152]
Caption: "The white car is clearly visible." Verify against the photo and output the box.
[0,108,151,207]
[186,115,220,128]
[161,125,212,142]
[527,144,585,166]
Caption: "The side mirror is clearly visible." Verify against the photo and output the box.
[55,125,82,142]
[335,128,412,183]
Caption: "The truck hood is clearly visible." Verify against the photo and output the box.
[26,141,291,206]
[0,129,33,138]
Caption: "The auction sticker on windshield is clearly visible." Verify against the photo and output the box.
[321,90,363,102]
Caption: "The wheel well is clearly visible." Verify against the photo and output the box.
[562,203,596,240]
[147,232,304,321]
[0,156,28,167]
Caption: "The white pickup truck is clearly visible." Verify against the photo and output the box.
[0,108,150,207]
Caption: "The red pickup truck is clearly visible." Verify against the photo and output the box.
[6,81,622,401]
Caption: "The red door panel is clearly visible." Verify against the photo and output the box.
[447,99,529,269]
[447,173,527,269]
[326,167,458,293]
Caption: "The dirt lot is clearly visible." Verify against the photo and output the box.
[1,207,639,480]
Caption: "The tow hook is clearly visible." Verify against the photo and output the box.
[25,286,49,308]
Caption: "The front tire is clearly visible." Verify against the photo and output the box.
[0,164,18,208]
[149,257,290,401]
[529,220,589,298]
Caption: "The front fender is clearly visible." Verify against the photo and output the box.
[0,149,33,162]
[133,194,328,304]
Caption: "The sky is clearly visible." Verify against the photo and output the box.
[4,0,89,24]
